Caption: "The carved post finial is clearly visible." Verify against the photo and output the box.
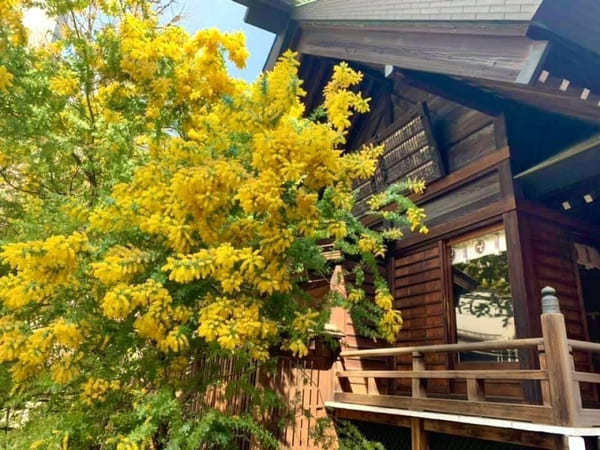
[541,286,561,314]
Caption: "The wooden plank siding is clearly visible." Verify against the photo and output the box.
[258,355,335,450]
[392,245,451,395]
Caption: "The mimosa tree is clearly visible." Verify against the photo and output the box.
[0,1,427,448]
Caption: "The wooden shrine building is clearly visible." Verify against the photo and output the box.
[232,1,600,448]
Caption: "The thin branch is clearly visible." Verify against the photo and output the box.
[0,168,42,197]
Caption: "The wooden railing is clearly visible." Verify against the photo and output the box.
[334,287,600,428]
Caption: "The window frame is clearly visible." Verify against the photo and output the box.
[443,223,520,369]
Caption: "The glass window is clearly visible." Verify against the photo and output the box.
[450,228,517,363]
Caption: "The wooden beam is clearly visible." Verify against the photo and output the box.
[333,392,554,423]
[334,407,412,427]
[340,337,543,358]
[337,369,547,380]
[296,27,547,84]
[423,419,563,449]
[413,147,509,205]
[469,78,600,124]
[393,198,516,251]
[396,70,503,117]
[334,406,565,449]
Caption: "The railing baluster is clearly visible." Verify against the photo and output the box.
[537,344,552,407]
[367,375,379,395]
[412,351,426,399]
[466,378,485,402]
[387,355,397,395]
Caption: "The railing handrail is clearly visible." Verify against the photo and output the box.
[567,339,600,353]
[339,337,544,358]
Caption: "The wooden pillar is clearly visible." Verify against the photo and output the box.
[504,210,543,404]
[411,418,429,450]
[540,287,582,426]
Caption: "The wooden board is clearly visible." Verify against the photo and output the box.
[296,27,544,84]
[333,392,554,423]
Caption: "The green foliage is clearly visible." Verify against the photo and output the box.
[336,420,386,450]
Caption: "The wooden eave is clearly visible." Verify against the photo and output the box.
[294,23,549,85]
[464,69,600,125]
[531,0,600,59]
[233,0,292,33]
[238,0,600,123]
[515,134,600,198]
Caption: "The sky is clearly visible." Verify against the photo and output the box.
[24,1,275,81]
[179,0,276,81]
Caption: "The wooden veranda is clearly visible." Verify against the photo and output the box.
[327,286,600,449]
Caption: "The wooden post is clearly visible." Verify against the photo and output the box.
[411,418,429,450]
[328,265,348,399]
[412,352,426,399]
[540,287,582,426]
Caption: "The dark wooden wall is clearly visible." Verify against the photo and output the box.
[298,54,512,396]
[297,54,600,404]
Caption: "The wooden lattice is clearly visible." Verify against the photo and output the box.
[354,102,444,216]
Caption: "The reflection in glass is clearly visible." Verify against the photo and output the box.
[451,229,517,363]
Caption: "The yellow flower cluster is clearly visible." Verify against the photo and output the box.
[375,290,393,310]
[2,319,83,383]
[0,233,89,308]
[197,297,277,360]
[101,279,191,352]
[0,0,25,45]
[367,192,388,210]
[80,377,121,405]
[91,245,151,285]
[118,16,247,121]
[51,354,80,384]
[52,319,84,349]
[49,72,79,96]
[82,45,400,358]
[323,62,370,133]
[373,289,403,341]
[407,178,427,195]
[379,309,404,342]
[163,245,290,296]
[358,234,385,257]
[407,206,428,233]
[0,66,13,92]
[116,438,143,450]
[347,288,365,303]
[283,309,320,358]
